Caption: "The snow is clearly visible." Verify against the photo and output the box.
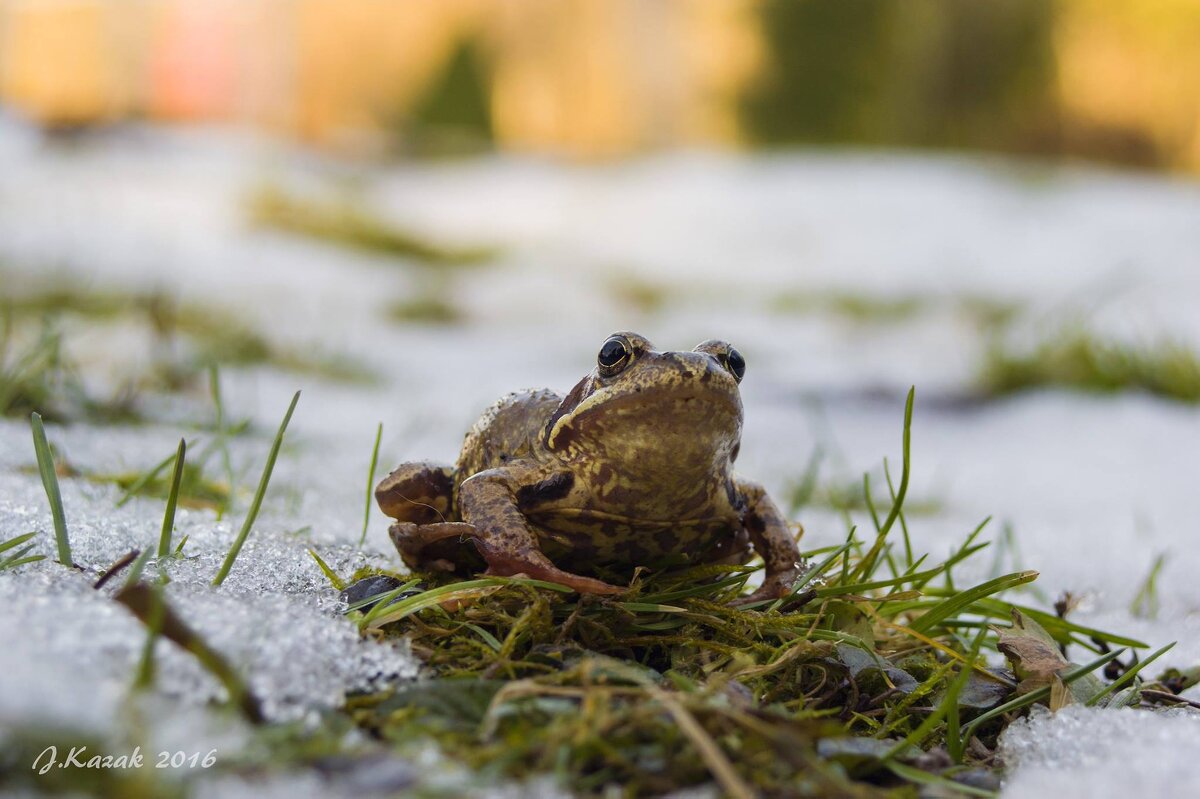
[999,705,1200,797]
[1,117,1198,796]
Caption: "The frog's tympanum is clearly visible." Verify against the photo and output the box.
[375,333,804,603]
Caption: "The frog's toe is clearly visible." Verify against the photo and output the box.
[488,566,625,596]
[478,551,624,596]
[376,462,455,524]
[730,568,802,607]
[389,521,481,574]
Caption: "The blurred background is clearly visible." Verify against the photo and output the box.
[0,0,1198,169]
[1,0,1198,568]
[1,0,1198,533]
[2,3,1200,795]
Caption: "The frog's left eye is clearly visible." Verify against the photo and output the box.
[723,348,745,382]
[597,336,632,376]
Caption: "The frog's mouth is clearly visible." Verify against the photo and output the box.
[547,382,742,452]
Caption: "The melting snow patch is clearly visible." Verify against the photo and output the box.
[999,704,1200,798]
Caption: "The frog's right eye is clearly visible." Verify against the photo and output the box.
[597,336,632,376]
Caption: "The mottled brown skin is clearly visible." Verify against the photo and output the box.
[375,332,805,603]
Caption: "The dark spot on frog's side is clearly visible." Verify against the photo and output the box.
[653,528,677,553]
[516,471,575,508]
[725,480,745,512]
[744,509,766,535]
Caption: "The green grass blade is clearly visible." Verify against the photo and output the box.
[362,576,573,629]
[124,547,153,588]
[0,531,37,556]
[115,449,176,508]
[360,422,382,547]
[814,563,944,598]
[158,438,186,558]
[1130,552,1166,619]
[1086,642,1175,707]
[1,541,40,571]
[463,622,504,652]
[851,388,914,580]
[959,647,1126,753]
[877,387,914,539]
[883,458,914,567]
[916,595,1149,649]
[616,602,689,613]
[116,583,264,723]
[757,541,852,611]
[133,581,166,688]
[883,629,985,761]
[908,570,1039,634]
[1,554,46,570]
[209,364,236,516]
[307,548,345,590]
[884,762,997,799]
[343,577,423,613]
[213,390,300,586]
[30,412,71,567]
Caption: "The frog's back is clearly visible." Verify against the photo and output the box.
[455,389,561,479]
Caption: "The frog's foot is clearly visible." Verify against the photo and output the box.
[729,565,803,608]
[376,462,455,525]
[389,521,479,574]
[475,542,624,596]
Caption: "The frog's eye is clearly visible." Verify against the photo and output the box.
[723,348,745,382]
[597,336,632,376]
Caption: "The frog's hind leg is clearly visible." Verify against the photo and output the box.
[376,461,458,524]
[376,462,482,574]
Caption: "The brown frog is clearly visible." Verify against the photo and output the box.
[375,332,804,603]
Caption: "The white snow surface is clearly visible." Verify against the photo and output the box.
[1,118,1199,796]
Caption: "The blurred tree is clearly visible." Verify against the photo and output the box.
[403,34,494,155]
[740,0,894,144]
[741,0,1060,155]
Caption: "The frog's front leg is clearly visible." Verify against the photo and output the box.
[376,461,457,524]
[732,477,804,605]
[376,461,477,573]
[459,464,624,596]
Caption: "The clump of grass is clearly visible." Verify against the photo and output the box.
[147,294,377,387]
[772,290,928,322]
[248,184,499,267]
[386,283,464,325]
[0,318,140,423]
[0,531,45,571]
[3,281,374,411]
[784,449,942,517]
[344,389,1158,797]
[980,329,1200,403]
[95,437,234,514]
[607,274,671,315]
[770,290,1019,330]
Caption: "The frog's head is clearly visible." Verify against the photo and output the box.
[544,332,745,470]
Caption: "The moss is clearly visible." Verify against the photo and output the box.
[338,392,1147,796]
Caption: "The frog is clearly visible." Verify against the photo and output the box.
[374,332,805,604]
